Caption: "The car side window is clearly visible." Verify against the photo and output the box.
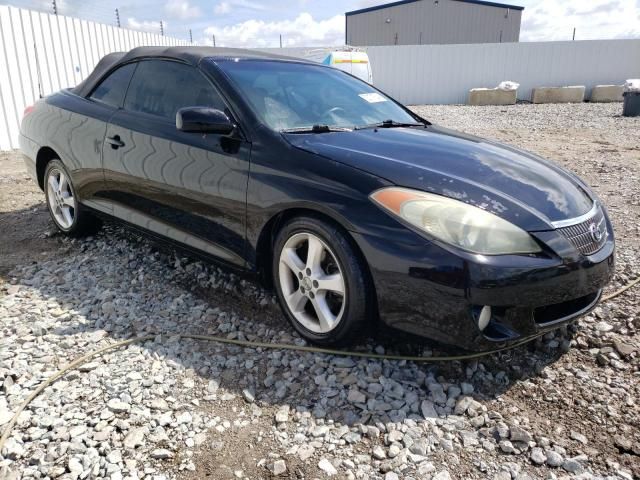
[123,60,225,121]
[89,63,137,108]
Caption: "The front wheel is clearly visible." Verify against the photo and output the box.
[272,216,371,346]
[44,159,101,236]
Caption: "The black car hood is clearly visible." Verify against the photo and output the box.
[285,125,594,231]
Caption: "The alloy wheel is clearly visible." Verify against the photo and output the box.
[46,168,76,229]
[278,232,346,334]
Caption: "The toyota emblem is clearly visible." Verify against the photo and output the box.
[589,222,603,242]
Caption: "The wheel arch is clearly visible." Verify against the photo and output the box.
[35,146,61,190]
[255,208,377,310]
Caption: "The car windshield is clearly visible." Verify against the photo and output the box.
[214,59,419,132]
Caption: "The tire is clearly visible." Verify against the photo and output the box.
[272,215,371,346]
[44,159,101,237]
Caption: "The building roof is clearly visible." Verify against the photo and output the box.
[345,0,524,16]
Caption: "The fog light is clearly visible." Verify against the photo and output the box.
[478,306,492,331]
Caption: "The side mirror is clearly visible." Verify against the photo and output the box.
[176,107,235,135]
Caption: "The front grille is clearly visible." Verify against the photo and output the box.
[556,206,607,256]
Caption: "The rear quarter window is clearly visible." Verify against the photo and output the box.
[89,63,137,108]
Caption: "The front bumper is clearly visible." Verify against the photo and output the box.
[352,222,615,351]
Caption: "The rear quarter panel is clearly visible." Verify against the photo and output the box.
[18,132,39,182]
[21,90,116,203]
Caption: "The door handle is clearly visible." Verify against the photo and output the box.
[106,135,125,149]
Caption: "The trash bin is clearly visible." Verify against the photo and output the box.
[623,91,640,117]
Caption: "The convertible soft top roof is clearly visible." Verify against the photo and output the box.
[73,51,126,97]
[72,46,309,98]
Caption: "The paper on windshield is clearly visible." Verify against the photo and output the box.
[359,93,387,103]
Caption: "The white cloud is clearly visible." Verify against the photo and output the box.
[233,0,267,10]
[214,2,232,15]
[126,17,163,33]
[203,12,345,47]
[214,0,267,15]
[521,0,640,41]
[165,0,202,20]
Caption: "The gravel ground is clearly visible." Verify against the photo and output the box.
[0,103,638,480]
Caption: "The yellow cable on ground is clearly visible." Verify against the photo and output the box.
[0,277,637,455]
[0,336,154,454]
[0,333,534,454]
[601,276,640,302]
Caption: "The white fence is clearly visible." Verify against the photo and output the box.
[365,40,640,105]
[262,39,640,105]
[0,5,192,150]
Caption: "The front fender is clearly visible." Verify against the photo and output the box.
[244,136,437,269]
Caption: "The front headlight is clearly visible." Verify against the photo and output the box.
[370,187,541,255]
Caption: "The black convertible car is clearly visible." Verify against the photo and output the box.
[19,47,614,350]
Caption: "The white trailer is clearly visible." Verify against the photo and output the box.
[268,47,374,85]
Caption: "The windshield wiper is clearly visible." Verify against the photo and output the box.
[355,119,426,130]
[281,125,352,134]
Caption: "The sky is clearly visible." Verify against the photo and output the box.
[16,0,640,46]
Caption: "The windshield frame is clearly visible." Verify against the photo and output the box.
[211,58,430,133]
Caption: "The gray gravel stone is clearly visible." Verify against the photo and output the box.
[107,399,130,413]
[372,445,386,460]
[123,427,147,449]
[562,458,583,474]
[347,389,366,403]
[570,430,588,445]
[420,400,438,421]
[151,449,173,460]
[318,458,338,476]
[530,447,546,465]
[509,425,532,444]
[432,471,452,480]
[242,388,255,403]
[459,430,479,447]
[268,459,287,476]
[297,444,315,461]
[499,440,517,454]
[1,438,25,460]
[545,450,564,468]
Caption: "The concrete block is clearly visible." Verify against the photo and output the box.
[590,85,624,102]
[468,88,517,106]
[531,86,585,104]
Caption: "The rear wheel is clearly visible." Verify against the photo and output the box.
[272,216,370,346]
[44,159,101,236]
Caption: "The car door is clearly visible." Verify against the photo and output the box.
[56,62,136,213]
[101,59,250,267]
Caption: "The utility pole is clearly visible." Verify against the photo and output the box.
[189,29,192,43]
[160,20,164,36]
[115,9,121,28]
[52,0,57,15]
[572,27,576,41]
[212,34,216,46]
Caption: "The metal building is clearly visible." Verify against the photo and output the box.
[345,0,524,46]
